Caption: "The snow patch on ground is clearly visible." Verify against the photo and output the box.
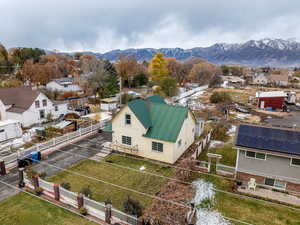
[192,180,230,225]
[226,125,237,136]
[209,140,224,148]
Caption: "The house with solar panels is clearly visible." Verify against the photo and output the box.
[234,124,300,192]
[106,94,203,164]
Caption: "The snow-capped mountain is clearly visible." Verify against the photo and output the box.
[93,38,300,67]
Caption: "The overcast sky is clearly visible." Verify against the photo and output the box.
[1,0,300,53]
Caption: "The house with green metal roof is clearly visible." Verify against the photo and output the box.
[109,95,203,164]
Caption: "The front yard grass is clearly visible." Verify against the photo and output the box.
[47,154,173,212]
[0,193,96,225]
[198,143,237,167]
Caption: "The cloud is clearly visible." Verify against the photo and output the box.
[1,0,300,52]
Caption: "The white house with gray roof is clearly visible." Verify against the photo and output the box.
[0,87,68,127]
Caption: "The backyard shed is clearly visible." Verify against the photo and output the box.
[100,97,118,111]
[256,91,287,110]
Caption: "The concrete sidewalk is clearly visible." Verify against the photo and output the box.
[238,186,300,206]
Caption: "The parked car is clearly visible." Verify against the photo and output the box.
[75,106,91,116]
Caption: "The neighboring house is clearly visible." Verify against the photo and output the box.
[100,97,118,111]
[235,124,300,193]
[221,76,245,87]
[0,119,22,142]
[252,73,269,85]
[46,77,83,93]
[256,91,287,110]
[267,74,289,87]
[0,87,68,127]
[107,94,203,164]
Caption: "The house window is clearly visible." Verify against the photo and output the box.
[152,142,163,152]
[178,139,182,147]
[265,178,286,189]
[35,100,40,108]
[125,114,131,125]
[55,105,59,111]
[39,110,45,119]
[246,151,266,160]
[122,136,132,145]
[291,158,300,166]
[42,99,47,107]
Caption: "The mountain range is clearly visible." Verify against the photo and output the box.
[87,38,300,67]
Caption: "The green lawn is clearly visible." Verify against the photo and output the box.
[0,193,96,225]
[198,143,237,167]
[216,192,300,225]
[48,154,173,211]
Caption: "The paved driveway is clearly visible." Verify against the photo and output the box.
[0,133,109,202]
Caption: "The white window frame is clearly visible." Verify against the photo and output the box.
[264,177,287,190]
[290,158,300,167]
[152,141,163,153]
[39,109,45,119]
[121,136,132,145]
[42,99,47,107]
[125,114,131,125]
[35,100,40,108]
[245,151,266,160]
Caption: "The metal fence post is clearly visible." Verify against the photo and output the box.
[54,184,60,201]
[32,176,39,190]
[18,168,25,187]
[77,193,84,209]
[0,160,6,176]
[105,203,112,224]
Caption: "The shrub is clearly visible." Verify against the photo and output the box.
[79,207,87,215]
[197,198,213,209]
[61,182,71,190]
[133,73,149,87]
[80,186,93,198]
[121,93,135,104]
[210,92,232,104]
[35,187,44,195]
[212,124,230,142]
[123,196,143,217]
[38,172,47,179]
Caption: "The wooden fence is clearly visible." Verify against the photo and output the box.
[24,175,138,225]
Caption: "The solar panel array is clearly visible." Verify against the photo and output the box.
[236,124,300,155]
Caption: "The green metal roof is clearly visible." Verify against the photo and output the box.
[128,99,152,129]
[145,94,166,104]
[126,95,188,142]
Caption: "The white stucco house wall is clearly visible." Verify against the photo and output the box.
[0,119,23,142]
[0,87,68,127]
[106,95,203,164]
[0,100,6,120]
[46,77,82,93]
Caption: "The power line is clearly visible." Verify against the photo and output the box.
[46,144,300,213]
[0,179,104,225]
[29,155,253,225]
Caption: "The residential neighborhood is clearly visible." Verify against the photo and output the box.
[2,1,300,225]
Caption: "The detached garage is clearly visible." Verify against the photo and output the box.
[256,91,287,110]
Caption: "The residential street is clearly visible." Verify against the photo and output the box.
[0,133,109,202]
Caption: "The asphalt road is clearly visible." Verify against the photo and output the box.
[0,133,109,202]
[265,111,300,128]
